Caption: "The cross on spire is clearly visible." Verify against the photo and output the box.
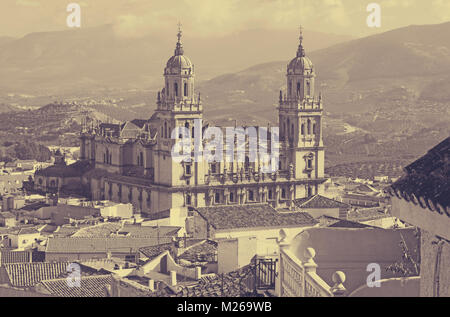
[174,22,184,56]
[297,25,305,57]
[177,22,183,43]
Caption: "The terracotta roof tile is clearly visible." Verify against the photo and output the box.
[388,137,449,216]
[39,275,113,297]
[4,262,70,287]
[294,195,350,209]
[196,204,318,230]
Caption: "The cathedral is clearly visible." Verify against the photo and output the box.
[37,27,326,215]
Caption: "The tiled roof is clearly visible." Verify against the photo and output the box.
[4,262,70,287]
[178,265,256,297]
[71,222,122,237]
[178,240,218,264]
[317,215,373,229]
[139,243,173,261]
[347,208,390,222]
[195,204,318,230]
[39,275,113,297]
[0,250,31,265]
[46,237,174,254]
[35,160,92,178]
[118,225,180,238]
[294,195,350,209]
[387,137,449,216]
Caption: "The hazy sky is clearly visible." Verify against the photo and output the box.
[1,0,450,38]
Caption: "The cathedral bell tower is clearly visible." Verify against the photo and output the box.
[154,24,204,189]
[278,27,324,186]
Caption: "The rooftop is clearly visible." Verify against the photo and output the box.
[35,160,92,178]
[3,262,70,287]
[293,194,350,209]
[195,204,318,230]
[46,237,174,254]
[387,137,449,216]
[38,275,113,297]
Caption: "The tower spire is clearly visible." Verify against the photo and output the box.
[297,25,305,57]
[174,22,184,56]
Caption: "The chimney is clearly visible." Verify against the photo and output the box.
[195,266,202,280]
[170,270,177,286]
[148,279,155,292]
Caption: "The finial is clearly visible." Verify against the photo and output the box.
[174,22,184,56]
[177,22,182,43]
[297,25,305,57]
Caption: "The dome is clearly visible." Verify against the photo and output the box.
[287,27,314,74]
[287,55,313,73]
[164,25,194,74]
[166,54,193,70]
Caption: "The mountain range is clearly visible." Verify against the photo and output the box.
[0,25,351,94]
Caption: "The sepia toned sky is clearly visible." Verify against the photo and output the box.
[1,0,450,38]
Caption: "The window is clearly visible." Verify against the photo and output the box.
[307,186,313,197]
[312,123,316,135]
[215,192,221,204]
[184,82,188,96]
[301,123,305,135]
[210,162,219,174]
[307,119,311,135]
[281,188,286,199]
[248,190,254,202]
[185,164,191,176]
[307,157,313,170]
[268,189,273,200]
[229,192,235,203]
[174,82,178,97]
[186,194,192,206]
[288,81,292,95]
[307,81,311,96]
[297,82,301,96]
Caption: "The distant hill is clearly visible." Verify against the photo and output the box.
[0,25,351,94]
[198,21,450,123]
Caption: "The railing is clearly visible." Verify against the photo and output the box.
[279,247,346,297]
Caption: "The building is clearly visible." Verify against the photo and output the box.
[387,137,449,297]
[0,212,17,227]
[45,236,178,263]
[36,27,327,216]
[191,204,318,255]
[278,226,420,297]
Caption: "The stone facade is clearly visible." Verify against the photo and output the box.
[77,28,327,215]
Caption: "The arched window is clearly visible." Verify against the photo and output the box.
[307,119,311,135]
[184,82,188,97]
[297,82,301,96]
[312,123,316,135]
[307,81,311,96]
[301,123,305,135]
[174,83,178,97]
[139,152,144,167]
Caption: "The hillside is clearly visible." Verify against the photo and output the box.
[0,103,117,147]
[199,22,450,121]
[0,25,351,94]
